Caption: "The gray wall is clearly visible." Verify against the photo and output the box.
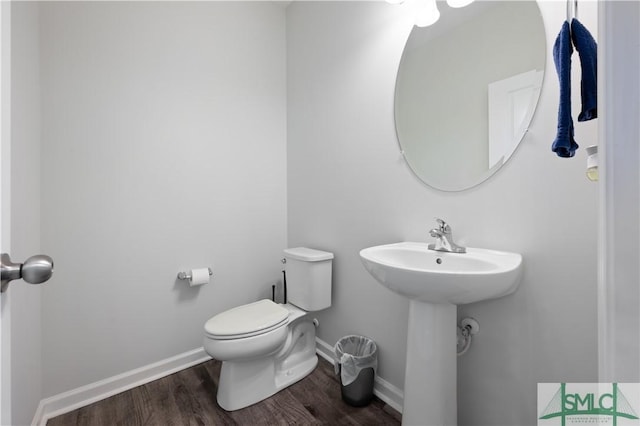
[286,1,599,424]
[39,1,287,397]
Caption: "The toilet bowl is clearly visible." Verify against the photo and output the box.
[203,247,333,411]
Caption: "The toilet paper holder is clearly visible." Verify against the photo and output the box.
[177,268,213,281]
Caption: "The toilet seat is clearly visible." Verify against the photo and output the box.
[205,299,289,340]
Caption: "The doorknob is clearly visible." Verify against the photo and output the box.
[1,253,54,293]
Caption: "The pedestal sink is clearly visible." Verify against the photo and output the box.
[359,242,523,425]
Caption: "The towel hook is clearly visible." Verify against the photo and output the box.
[566,0,578,22]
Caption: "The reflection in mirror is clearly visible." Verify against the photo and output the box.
[395,1,546,191]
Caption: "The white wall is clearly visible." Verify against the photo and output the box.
[39,1,287,397]
[7,3,44,425]
[287,1,598,424]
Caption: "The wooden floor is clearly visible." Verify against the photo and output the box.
[47,357,401,425]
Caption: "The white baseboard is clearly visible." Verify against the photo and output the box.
[315,337,404,414]
[32,348,211,426]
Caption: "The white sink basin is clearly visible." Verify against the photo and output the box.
[359,241,523,304]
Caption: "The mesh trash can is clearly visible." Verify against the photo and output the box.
[334,335,378,407]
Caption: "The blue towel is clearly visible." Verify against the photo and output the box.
[571,19,597,121]
[552,21,579,158]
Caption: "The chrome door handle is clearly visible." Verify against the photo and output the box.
[1,253,54,293]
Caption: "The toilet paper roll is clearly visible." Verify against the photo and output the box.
[189,268,210,287]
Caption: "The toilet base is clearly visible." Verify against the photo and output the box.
[216,318,318,411]
[216,354,318,411]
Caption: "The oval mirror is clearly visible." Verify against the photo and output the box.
[395,0,546,191]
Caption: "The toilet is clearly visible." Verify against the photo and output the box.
[203,247,333,411]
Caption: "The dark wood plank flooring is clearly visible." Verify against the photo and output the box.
[47,357,401,425]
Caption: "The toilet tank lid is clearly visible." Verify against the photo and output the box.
[284,247,334,262]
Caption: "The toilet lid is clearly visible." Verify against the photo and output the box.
[204,299,289,338]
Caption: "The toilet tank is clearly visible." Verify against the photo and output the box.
[283,247,333,311]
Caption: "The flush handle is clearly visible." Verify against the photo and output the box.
[1,253,54,293]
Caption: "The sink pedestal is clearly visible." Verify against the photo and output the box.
[403,300,457,426]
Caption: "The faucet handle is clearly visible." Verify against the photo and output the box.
[434,217,450,232]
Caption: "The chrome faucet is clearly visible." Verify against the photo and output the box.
[428,218,466,254]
